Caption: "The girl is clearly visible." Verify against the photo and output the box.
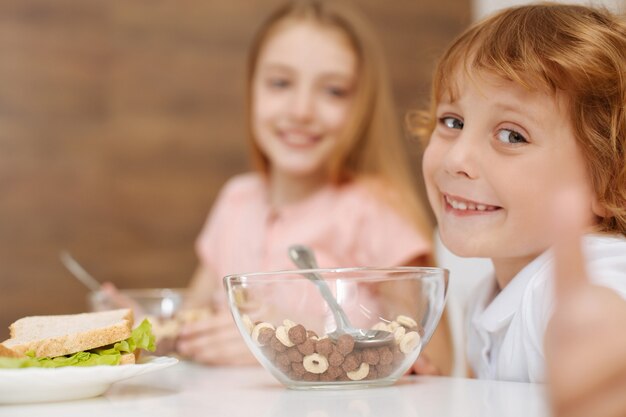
[176,0,451,373]
[414,0,626,391]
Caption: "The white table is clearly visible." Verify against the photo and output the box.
[0,361,550,417]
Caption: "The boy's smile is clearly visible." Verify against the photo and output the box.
[423,71,597,286]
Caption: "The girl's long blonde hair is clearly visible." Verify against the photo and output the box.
[246,0,433,242]
[412,3,626,236]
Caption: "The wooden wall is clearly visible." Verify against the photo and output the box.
[0,0,470,340]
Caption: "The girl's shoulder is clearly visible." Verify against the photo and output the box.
[336,176,405,215]
[218,172,267,204]
[340,176,395,203]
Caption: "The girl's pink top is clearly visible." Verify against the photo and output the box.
[196,173,431,279]
[196,173,431,330]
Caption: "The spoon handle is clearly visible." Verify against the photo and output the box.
[59,251,102,292]
[288,245,354,332]
[302,270,354,332]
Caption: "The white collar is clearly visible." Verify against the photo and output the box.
[476,250,552,333]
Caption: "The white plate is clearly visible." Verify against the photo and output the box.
[0,356,178,404]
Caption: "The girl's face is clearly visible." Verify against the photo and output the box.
[423,71,598,283]
[252,21,357,180]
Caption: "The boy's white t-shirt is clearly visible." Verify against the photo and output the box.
[466,234,626,383]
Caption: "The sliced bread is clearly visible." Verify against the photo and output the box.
[2,309,133,358]
[0,343,23,358]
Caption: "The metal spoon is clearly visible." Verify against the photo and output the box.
[288,245,394,348]
[59,250,103,292]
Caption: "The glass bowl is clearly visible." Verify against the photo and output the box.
[88,288,206,353]
[224,267,448,390]
[89,288,188,319]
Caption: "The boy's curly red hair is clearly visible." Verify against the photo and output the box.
[412,3,626,236]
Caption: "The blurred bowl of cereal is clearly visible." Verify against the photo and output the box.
[224,267,448,389]
[89,288,211,352]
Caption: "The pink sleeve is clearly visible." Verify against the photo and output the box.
[195,179,239,271]
[352,195,431,267]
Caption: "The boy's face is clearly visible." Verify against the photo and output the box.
[423,71,597,282]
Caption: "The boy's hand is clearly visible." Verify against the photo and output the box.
[546,191,626,417]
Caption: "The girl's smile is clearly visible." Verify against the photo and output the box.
[275,126,323,148]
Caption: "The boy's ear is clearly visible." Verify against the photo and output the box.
[591,198,608,218]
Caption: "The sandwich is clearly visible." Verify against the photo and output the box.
[0,309,155,368]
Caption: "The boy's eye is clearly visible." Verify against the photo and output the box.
[440,116,464,130]
[496,129,528,144]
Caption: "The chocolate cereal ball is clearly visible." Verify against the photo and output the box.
[315,338,333,356]
[378,347,393,365]
[297,339,315,356]
[328,350,345,367]
[362,348,380,365]
[336,334,355,355]
[341,352,361,372]
[288,324,307,345]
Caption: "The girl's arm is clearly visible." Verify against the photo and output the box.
[177,263,257,365]
[184,264,219,309]
[404,254,454,376]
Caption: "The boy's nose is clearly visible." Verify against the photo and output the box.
[442,132,480,180]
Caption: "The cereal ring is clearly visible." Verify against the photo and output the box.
[396,315,418,329]
[372,322,391,332]
[388,321,401,331]
[302,353,330,374]
[399,331,421,354]
[393,326,406,344]
[251,322,275,346]
[241,314,255,335]
[347,362,370,381]
[283,319,297,329]
[275,325,295,347]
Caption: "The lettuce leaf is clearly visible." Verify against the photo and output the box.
[0,319,156,369]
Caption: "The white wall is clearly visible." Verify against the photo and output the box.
[473,0,625,20]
